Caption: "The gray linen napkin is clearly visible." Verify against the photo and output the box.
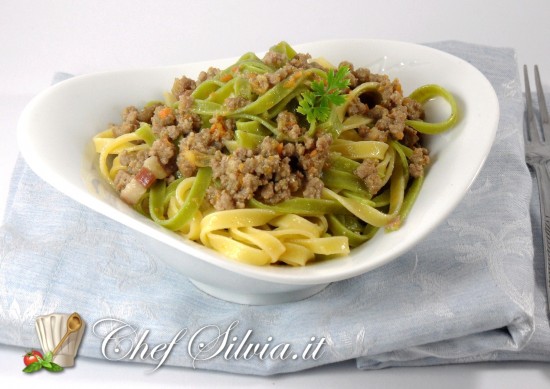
[0,41,538,375]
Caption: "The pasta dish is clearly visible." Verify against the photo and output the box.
[93,42,457,266]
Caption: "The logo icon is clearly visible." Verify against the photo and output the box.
[22,312,85,374]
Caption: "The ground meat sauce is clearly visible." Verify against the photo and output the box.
[111,106,140,137]
[110,46,431,208]
[119,149,148,174]
[355,158,384,195]
[338,62,429,191]
[206,133,332,210]
[207,138,304,210]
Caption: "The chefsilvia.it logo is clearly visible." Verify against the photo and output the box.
[92,318,327,371]
[22,312,85,374]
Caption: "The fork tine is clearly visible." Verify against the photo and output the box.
[535,65,550,142]
[524,65,539,142]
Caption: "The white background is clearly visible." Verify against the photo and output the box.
[2,0,550,387]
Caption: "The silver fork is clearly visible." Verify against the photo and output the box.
[523,65,550,312]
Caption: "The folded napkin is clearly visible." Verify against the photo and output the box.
[0,41,540,375]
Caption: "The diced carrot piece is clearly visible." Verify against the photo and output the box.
[210,121,226,135]
[220,73,233,82]
[158,107,173,120]
[283,71,303,88]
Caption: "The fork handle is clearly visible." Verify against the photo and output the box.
[534,163,550,313]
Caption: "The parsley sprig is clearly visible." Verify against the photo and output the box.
[297,66,350,124]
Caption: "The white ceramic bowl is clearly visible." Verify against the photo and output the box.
[17,39,499,304]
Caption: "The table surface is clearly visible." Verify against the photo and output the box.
[2,1,550,387]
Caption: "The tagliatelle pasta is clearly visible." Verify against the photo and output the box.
[93,42,457,266]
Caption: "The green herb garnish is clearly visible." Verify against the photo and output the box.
[297,66,350,124]
[22,352,64,374]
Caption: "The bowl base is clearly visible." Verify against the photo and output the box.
[189,280,329,305]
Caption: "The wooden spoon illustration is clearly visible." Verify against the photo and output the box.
[52,312,82,356]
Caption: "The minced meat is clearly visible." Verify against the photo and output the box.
[358,125,389,142]
[355,158,384,195]
[347,96,368,116]
[302,177,324,199]
[402,126,420,148]
[409,147,430,178]
[151,105,177,136]
[137,103,162,123]
[176,117,234,177]
[171,76,196,99]
[296,134,332,179]
[114,170,132,192]
[177,94,195,113]
[224,96,249,111]
[206,133,332,210]
[208,153,288,209]
[207,138,301,210]
[119,149,148,174]
[372,105,408,140]
[247,73,270,95]
[276,111,305,140]
[262,50,288,68]
[196,67,220,85]
[249,49,314,93]
[150,136,177,166]
[289,53,312,69]
[176,112,202,136]
[112,106,140,137]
